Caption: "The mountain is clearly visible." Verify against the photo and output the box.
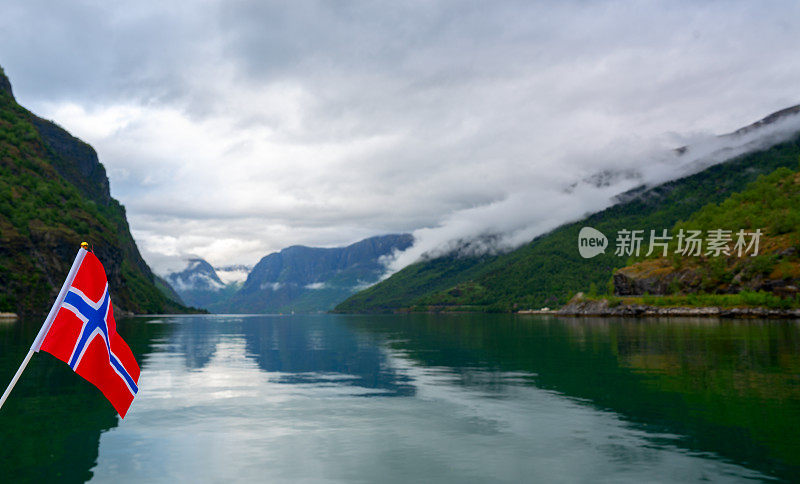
[168,258,225,292]
[336,107,800,313]
[213,234,413,313]
[0,65,195,316]
[165,258,238,309]
[612,164,800,303]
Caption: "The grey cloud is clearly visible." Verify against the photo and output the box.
[1,1,799,273]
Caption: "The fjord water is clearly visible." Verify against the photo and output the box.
[1,314,799,482]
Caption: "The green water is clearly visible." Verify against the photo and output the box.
[1,314,799,482]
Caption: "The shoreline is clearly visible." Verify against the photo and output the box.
[519,299,800,319]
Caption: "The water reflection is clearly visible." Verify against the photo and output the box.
[0,317,169,482]
[344,313,800,481]
[3,314,800,482]
[168,316,218,370]
[239,315,414,395]
[161,315,415,396]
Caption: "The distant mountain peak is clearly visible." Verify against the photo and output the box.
[167,258,225,292]
[166,233,413,313]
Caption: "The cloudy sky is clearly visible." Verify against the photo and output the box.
[2,0,799,274]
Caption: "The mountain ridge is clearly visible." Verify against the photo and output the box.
[167,234,413,313]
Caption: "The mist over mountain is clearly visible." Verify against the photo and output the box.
[168,259,225,292]
[338,105,800,313]
[384,105,800,274]
[214,264,251,285]
[164,258,237,309]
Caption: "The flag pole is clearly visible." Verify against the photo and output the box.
[0,244,88,411]
[0,348,36,410]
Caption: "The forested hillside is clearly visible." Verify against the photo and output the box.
[0,66,193,316]
[611,163,800,306]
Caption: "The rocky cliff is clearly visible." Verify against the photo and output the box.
[0,65,193,316]
[613,166,800,301]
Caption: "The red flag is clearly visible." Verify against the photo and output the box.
[36,249,140,418]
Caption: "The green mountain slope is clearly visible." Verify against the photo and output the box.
[0,65,194,316]
[612,163,800,304]
[337,130,800,313]
[154,274,186,306]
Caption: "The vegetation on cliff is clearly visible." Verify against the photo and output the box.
[0,66,195,316]
[613,161,800,307]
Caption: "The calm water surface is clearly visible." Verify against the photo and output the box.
[1,314,799,482]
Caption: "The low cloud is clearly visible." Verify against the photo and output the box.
[384,111,800,273]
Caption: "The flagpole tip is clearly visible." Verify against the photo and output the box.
[81,242,89,250]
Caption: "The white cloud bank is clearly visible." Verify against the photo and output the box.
[385,110,800,273]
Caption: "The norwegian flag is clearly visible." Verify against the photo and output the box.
[36,248,140,418]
